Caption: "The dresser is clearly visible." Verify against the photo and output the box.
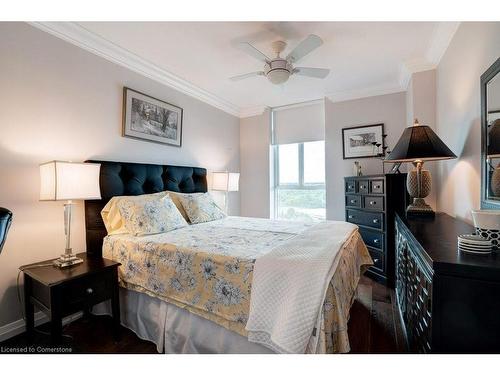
[395,213,500,353]
[344,174,408,286]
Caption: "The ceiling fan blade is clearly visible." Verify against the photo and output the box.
[238,42,271,63]
[286,34,323,63]
[293,67,330,79]
[229,71,265,81]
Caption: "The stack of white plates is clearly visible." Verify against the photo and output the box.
[458,234,493,254]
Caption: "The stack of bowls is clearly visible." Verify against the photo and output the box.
[471,210,500,250]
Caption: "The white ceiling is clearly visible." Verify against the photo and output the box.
[32,22,459,117]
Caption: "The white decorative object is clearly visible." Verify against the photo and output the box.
[471,210,500,249]
[40,161,101,267]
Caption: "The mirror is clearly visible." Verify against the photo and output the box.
[481,58,500,209]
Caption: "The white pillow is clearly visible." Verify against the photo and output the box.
[176,192,226,224]
[117,194,188,236]
[101,191,167,235]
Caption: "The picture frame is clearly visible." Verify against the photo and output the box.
[122,87,183,147]
[342,123,385,159]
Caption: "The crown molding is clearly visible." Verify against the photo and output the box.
[239,105,269,118]
[399,22,460,90]
[272,99,324,112]
[326,84,405,104]
[28,22,241,118]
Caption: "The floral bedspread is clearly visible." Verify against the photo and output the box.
[102,216,372,353]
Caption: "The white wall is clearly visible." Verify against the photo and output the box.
[435,22,500,222]
[0,23,240,329]
[239,110,271,218]
[406,69,438,210]
[325,93,407,220]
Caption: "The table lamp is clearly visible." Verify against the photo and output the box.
[384,119,456,216]
[40,161,101,267]
[211,171,240,214]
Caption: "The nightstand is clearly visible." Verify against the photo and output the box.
[20,253,121,344]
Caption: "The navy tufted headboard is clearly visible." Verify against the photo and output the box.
[84,160,208,257]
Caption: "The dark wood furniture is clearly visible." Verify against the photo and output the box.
[21,253,121,344]
[395,213,500,353]
[345,174,408,286]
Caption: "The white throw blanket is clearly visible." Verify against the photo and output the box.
[245,221,358,354]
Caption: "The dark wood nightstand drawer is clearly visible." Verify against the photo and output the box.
[347,209,384,230]
[358,180,369,194]
[368,249,385,273]
[363,196,384,211]
[345,180,356,193]
[370,179,384,194]
[359,227,384,250]
[346,194,361,208]
[60,271,113,315]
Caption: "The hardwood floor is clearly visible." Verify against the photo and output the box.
[1,276,406,354]
[348,276,407,353]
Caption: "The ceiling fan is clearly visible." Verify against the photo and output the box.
[230,34,330,85]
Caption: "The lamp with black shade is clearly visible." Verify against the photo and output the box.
[384,119,456,217]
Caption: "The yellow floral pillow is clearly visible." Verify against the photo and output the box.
[117,194,188,236]
[101,191,167,235]
[177,192,226,224]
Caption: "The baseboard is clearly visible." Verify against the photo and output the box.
[0,311,83,343]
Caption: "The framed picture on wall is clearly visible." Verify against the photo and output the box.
[122,87,183,147]
[342,123,385,159]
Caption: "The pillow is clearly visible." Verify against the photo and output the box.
[117,194,188,236]
[176,192,226,224]
[101,191,167,235]
[166,191,204,223]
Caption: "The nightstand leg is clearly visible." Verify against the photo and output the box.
[23,275,34,343]
[111,268,121,341]
[50,288,63,345]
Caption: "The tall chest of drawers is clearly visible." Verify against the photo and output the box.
[344,174,408,286]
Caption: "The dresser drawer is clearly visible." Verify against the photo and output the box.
[359,227,384,250]
[346,194,361,208]
[345,180,356,193]
[370,179,384,194]
[363,196,384,211]
[358,180,369,194]
[368,249,385,273]
[346,209,384,230]
[60,272,113,315]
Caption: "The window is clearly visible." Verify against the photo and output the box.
[274,140,326,222]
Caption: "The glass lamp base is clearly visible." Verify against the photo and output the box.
[53,253,83,268]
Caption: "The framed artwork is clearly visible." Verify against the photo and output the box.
[122,87,183,147]
[342,123,385,159]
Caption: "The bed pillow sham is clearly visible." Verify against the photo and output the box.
[166,191,204,223]
[176,192,226,224]
[101,191,167,235]
[117,194,188,236]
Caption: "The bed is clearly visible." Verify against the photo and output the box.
[85,160,372,354]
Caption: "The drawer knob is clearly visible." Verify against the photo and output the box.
[373,219,379,224]
[369,201,376,205]
[86,288,94,295]
[360,185,366,189]
[350,199,357,204]
[375,185,381,189]
[348,185,354,189]
[373,239,380,244]
[374,258,379,263]
[348,215,354,219]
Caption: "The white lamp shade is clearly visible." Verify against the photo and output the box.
[212,172,239,192]
[40,161,101,201]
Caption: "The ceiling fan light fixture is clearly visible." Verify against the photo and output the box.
[267,69,290,84]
